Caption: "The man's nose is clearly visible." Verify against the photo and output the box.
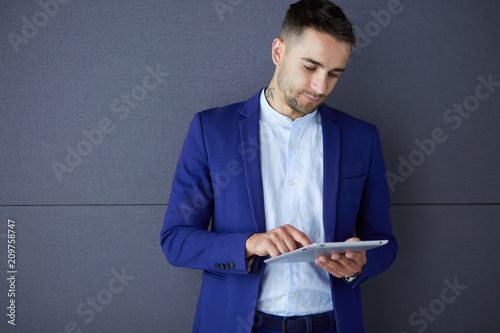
[311,73,328,95]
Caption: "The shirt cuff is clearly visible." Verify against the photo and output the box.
[246,255,256,273]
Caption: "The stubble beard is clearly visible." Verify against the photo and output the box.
[277,62,325,116]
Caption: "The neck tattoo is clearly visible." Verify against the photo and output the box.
[265,87,275,102]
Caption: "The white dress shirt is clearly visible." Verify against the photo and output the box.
[256,89,333,316]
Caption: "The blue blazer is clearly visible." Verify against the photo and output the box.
[161,90,397,333]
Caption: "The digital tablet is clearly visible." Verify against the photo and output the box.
[264,240,388,264]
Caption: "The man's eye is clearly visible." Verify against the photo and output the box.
[329,73,340,78]
[304,65,315,71]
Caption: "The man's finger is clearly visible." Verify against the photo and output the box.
[270,228,299,254]
[284,224,312,247]
[315,256,347,278]
[345,251,363,260]
[330,254,358,270]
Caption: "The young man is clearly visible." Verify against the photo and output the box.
[161,1,397,332]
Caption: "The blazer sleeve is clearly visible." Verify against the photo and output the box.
[160,113,255,275]
[351,126,398,287]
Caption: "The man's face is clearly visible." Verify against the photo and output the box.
[276,28,351,116]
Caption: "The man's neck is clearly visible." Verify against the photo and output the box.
[264,85,305,121]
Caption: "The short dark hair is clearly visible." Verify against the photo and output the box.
[280,0,356,46]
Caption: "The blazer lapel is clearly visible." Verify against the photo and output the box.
[320,105,340,241]
[239,91,266,233]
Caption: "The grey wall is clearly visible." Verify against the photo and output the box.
[1,0,498,332]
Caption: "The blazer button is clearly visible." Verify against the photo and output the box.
[230,262,235,269]
[224,263,230,269]
[215,264,220,269]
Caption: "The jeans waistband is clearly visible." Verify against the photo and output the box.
[255,311,335,333]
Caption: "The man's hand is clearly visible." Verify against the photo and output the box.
[245,224,312,258]
[315,237,367,278]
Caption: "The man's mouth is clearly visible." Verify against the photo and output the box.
[302,94,320,103]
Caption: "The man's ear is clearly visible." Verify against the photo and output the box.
[271,38,285,66]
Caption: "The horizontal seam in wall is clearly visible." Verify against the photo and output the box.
[390,203,500,206]
[1,203,499,207]
[0,204,168,207]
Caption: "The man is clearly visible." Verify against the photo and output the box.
[161,1,397,332]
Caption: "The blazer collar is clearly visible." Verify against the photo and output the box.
[240,90,262,118]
